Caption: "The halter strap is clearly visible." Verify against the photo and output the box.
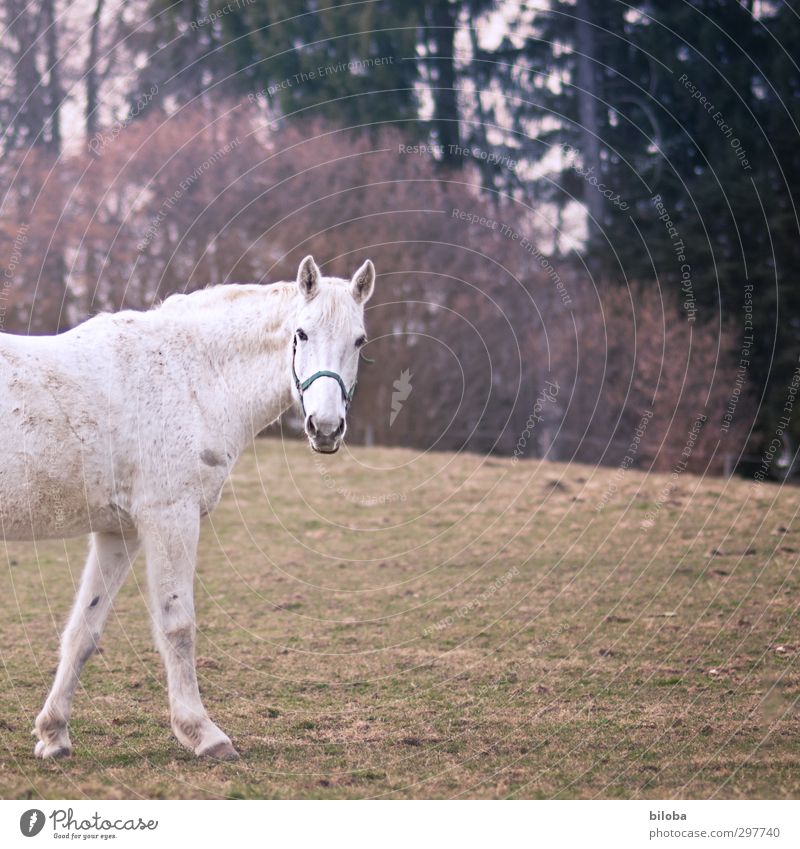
[292,336,356,417]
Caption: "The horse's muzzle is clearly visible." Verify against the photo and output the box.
[309,435,341,454]
[306,414,344,453]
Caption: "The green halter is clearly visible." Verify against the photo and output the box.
[292,336,356,417]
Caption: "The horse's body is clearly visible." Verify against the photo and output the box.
[0,302,246,542]
[1,256,375,760]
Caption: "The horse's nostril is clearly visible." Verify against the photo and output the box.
[335,418,345,437]
[306,415,317,436]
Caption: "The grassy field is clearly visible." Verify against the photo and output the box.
[0,438,798,799]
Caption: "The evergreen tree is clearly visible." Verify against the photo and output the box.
[135,0,422,127]
[475,1,800,460]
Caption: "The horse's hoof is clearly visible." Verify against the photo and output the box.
[34,740,72,759]
[200,741,239,761]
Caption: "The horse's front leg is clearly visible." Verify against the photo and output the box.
[142,508,238,760]
[35,531,140,759]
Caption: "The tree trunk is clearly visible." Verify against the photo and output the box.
[429,1,461,167]
[8,1,47,151]
[575,0,604,238]
[86,0,106,141]
[43,0,63,153]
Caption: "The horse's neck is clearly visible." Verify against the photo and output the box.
[175,286,296,448]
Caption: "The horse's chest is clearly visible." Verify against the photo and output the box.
[196,449,234,514]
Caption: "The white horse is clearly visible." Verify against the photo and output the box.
[0,255,375,760]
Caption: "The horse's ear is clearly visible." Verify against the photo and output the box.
[351,259,375,304]
[297,255,320,300]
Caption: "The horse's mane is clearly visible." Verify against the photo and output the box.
[160,277,351,306]
[155,279,360,334]
[157,281,293,312]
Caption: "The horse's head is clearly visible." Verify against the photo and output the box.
[291,255,375,454]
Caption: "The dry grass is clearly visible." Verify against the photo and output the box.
[0,438,798,799]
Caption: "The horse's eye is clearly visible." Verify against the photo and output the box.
[355,335,366,348]
[296,329,308,341]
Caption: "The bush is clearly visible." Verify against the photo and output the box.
[0,101,753,473]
